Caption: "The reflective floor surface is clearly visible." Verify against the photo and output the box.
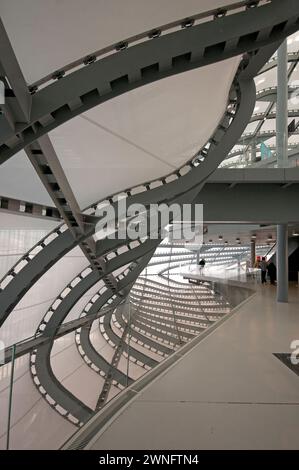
[88,283,299,450]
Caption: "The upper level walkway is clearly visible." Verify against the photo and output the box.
[86,281,299,450]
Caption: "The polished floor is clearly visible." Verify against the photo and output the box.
[88,283,299,450]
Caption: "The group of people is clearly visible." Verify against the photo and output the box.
[196,254,276,285]
[256,257,276,285]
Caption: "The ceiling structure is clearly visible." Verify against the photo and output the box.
[223,31,299,167]
[0,0,241,207]
[0,0,243,84]
[3,0,285,339]
[1,1,299,449]
[49,60,238,208]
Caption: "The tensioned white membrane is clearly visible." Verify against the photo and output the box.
[1,1,240,208]
[62,279,105,324]
[51,332,106,410]
[255,67,278,92]
[90,320,116,364]
[0,213,59,277]
[63,262,133,325]
[0,246,88,347]
[0,151,54,206]
[50,58,239,208]
[0,0,241,84]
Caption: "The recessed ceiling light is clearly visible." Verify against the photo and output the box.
[251,234,257,239]
[218,235,223,240]
[293,231,299,237]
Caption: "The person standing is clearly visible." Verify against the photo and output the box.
[260,257,267,284]
[267,261,276,285]
[199,258,206,274]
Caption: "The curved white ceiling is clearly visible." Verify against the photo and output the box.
[0,1,239,207]
[0,212,58,232]
[0,0,241,84]
[50,58,239,208]
[0,150,53,205]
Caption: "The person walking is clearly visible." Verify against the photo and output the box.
[267,261,276,285]
[260,257,267,284]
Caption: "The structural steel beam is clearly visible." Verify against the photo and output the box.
[0,16,287,333]
[239,129,299,145]
[195,182,299,223]
[78,325,134,388]
[33,239,159,339]
[241,40,299,158]
[3,304,115,363]
[25,136,121,296]
[0,18,31,130]
[32,248,157,424]
[258,51,299,74]
[25,135,104,270]
[256,85,299,102]
[132,306,210,328]
[1,2,298,427]
[226,143,298,159]
[26,135,85,235]
[103,311,159,368]
[0,194,61,221]
[123,308,194,341]
[113,307,174,355]
[95,310,132,409]
[207,167,299,183]
[250,109,299,123]
[0,0,299,164]
[0,228,84,327]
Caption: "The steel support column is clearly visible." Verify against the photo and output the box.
[277,224,288,303]
[250,240,256,268]
[250,141,256,163]
[276,40,288,169]
[276,40,289,303]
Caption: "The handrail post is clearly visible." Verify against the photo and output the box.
[6,343,16,450]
